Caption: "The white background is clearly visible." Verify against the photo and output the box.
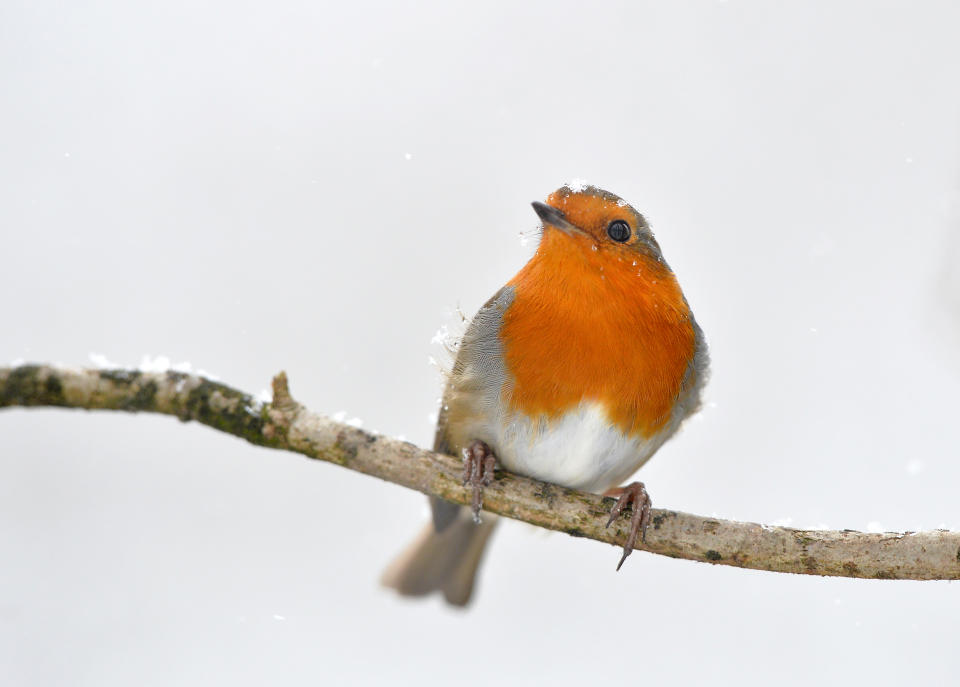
[2,1,960,685]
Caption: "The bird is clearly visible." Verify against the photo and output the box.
[382,183,709,606]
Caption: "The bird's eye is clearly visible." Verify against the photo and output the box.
[607,220,631,243]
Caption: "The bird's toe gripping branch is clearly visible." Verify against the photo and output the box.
[605,481,653,571]
[462,439,497,523]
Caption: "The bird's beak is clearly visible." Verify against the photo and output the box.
[531,201,582,235]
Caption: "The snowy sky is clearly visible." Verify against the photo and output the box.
[2,1,960,685]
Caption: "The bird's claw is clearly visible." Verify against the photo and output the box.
[604,481,652,571]
[462,439,496,523]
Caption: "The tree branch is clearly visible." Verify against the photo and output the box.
[2,363,957,580]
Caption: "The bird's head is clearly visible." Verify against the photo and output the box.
[532,184,663,263]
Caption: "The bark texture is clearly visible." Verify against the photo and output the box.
[2,364,958,580]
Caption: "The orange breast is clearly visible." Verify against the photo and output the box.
[501,229,696,438]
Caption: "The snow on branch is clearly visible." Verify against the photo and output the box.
[1,363,958,580]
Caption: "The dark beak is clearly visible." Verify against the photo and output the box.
[531,201,581,235]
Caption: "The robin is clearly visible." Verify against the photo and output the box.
[382,184,709,606]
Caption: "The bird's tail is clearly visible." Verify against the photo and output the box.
[381,509,498,607]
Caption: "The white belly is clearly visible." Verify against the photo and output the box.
[466,401,674,493]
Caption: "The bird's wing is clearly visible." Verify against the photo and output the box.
[429,285,515,532]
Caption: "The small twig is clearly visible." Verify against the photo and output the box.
[1,363,958,580]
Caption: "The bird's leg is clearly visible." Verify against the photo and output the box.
[603,481,652,571]
[462,439,497,523]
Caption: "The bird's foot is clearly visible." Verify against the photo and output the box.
[462,439,497,523]
[603,481,652,571]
